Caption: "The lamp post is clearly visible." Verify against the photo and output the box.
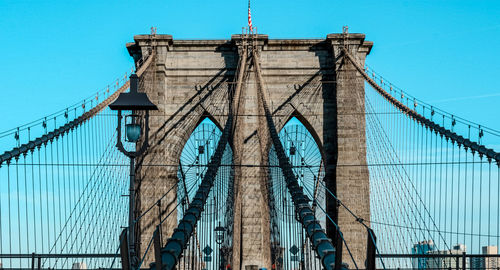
[214,222,226,270]
[109,74,158,268]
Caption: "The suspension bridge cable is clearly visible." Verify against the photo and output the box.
[277,123,360,268]
[365,94,450,251]
[343,48,500,163]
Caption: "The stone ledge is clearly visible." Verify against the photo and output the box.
[127,33,373,53]
[327,33,373,54]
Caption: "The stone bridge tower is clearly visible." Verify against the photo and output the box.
[127,32,372,269]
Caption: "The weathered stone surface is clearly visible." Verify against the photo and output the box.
[128,33,372,269]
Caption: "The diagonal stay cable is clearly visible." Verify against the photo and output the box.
[342,47,500,164]
[0,51,155,166]
[276,126,359,268]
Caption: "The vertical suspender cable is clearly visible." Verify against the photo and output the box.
[24,154,29,254]
[464,148,468,249]
[488,160,492,246]
[444,137,449,249]
[16,158,21,264]
[497,164,499,249]
[31,149,36,252]
[7,163,12,267]
[478,154,483,252]
[456,145,461,246]
[471,152,475,251]
[450,141,456,267]
[0,164,3,257]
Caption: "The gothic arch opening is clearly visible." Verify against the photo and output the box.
[283,110,325,162]
[177,117,234,269]
[268,116,326,269]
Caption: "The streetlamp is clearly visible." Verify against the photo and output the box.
[109,73,158,268]
[214,223,226,270]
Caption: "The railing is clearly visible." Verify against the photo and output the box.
[0,253,120,270]
[378,253,500,270]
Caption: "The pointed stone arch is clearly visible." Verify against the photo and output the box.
[267,112,327,268]
[176,114,235,268]
[193,111,224,131]
[136,106,227,262]
[280,109,326,163]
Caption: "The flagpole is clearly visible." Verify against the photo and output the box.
[248,0,253,33]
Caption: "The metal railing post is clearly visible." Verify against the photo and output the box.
[120,229,130,270]
[366,228,376,270]
[462,252,466,270]
[128,156,137,267]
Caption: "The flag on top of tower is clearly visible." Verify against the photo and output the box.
[248,0,253,32]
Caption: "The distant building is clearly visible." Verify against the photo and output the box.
[72,262,87,269]
[471,252,485,270]
[470,246,500,270]
[427,244,467,269]
[483,246,500,269]
[412,240,437,269]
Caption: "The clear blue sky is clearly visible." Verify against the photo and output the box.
[1,0,499,134]
[0,1,499,262]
